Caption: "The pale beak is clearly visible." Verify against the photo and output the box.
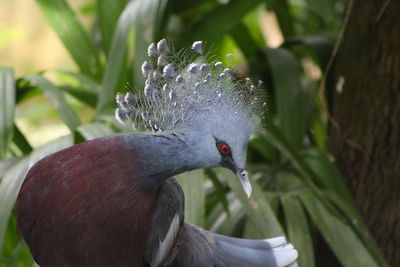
[236,169,252,198]
[223,157,252,198]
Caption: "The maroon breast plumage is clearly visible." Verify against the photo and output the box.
[16,135,159,267]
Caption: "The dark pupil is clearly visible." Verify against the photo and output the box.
[221,146,229,153]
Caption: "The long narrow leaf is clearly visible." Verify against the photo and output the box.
[325,191,389,266]
[177,170,206,227]
[59,85,98,108]
[216,169,283,237]
[262,117,388,266]
[302,147,352,202]
[300,191,388,267]
[2,204,33,264]
[0,68,15,158]
[132,0,169,89]
[185,0,264,44]
[26,75,81,132]
[207,198,243,235]
[301,147,385,260]
[261,47,306,149]
[97,0,157,113]
[0,159,29,253]
[303,0,336,26]
[249,135,278,161]
[36,0,103,79]
[281,194,315,267]
[77,123,115,140]
[49,70,100,91]
[261,125,344,218]
[266,0,295,37]
[0,158,19,177]
[204,169,230,215]
[230,23,259,59]
[132,13,154,90]
[97,0,129,54]
[12,124,33,155]
[261,125,320,190]
[152,0,169,41]
[283,35,334,69]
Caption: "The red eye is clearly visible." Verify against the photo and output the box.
[219,144,231,155]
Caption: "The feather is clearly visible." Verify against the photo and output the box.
[151,214,180,267]
[170,223,298,267]
[115,39,266,137]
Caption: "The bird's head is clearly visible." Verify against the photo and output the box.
[116,39,265,197]
[182,105,254,196]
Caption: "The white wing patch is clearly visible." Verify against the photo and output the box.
[151,213,180,267]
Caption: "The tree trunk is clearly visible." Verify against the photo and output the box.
[327,0,400,265]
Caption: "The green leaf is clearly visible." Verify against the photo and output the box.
[244,217,272,239]
[97,0,129,54]
[0,160,29,255]
[45,70,99,107]
[281,194,315,267]
[310,99,328,149]
[0,67,15,158]
[302,80,319,130]
[169,0,207,15]
[185,0,264,44]
[300,191,387,267]
[12,124,33,155]
[216,169,283,237]
[177,170,206,227]
[261,125,343,217]
[230,23,259,59]
[151,0,169,41]
[204,169,230,215]
[208,198,245,236]
[301,147,385,261]
[49,69,100,91]
[303,0,336,26]
[59,85,98,108]
[301,147,352,202]
[249,135,278,161]
[242,7,267,47]
[0,158,19,177]
[261,125,319,190]
[261,47,306,149]
[77,123,115,140]
[263,171,307,193]
[97,0,159,113]
[266,0,295,37]
[0,135,73,252]
[36,0,103,79]
[325,191,389,266]
[132,0,169,89]
[284,35,334,69]
[26,75,81,132]
[2,213,34,265]
[262,126,388,265]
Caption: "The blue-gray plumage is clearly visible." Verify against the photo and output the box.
[16,39,298,267]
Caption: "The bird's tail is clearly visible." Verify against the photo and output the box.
[170,223,298,267]
[212,232,298,267]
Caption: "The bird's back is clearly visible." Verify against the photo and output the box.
[16,135,159,267]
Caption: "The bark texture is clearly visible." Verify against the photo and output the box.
[327,0,400,265]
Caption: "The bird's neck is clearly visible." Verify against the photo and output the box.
[124,132,212,187]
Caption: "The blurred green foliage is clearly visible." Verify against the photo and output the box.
[0,0,389,266]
